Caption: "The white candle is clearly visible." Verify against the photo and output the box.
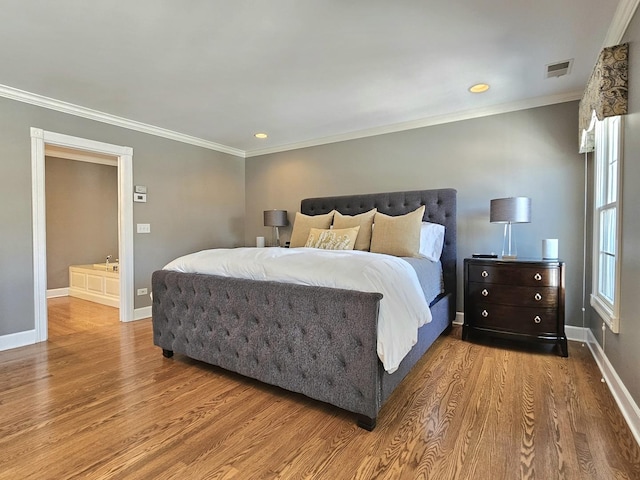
[256,236,265,248]
[542,239,558,259]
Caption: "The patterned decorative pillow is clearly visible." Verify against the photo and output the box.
[332,208,377,251]
[304,226,360,250]
[289,211,335,247]
[370,205,425,257]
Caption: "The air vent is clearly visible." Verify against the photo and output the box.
[545,59,573,78]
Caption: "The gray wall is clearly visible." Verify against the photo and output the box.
[0,96,245,336]
[45,157,118,289]
[245,101,585,327]
[588,11,640,405]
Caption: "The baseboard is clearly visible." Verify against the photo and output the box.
[453,311,463,325]
[565,325,590,343]
[47,288,69,298]
[0,329,36,352]
[133,306,152,321]
[586,328,640,447]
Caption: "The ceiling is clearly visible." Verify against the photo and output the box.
[0,1,625,157]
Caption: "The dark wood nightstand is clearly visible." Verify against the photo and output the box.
[462,258,567,357]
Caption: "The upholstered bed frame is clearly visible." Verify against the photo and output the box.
[152,188,457,430]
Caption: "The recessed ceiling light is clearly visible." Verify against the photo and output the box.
[254,132,268,139]
[469,83,490,93]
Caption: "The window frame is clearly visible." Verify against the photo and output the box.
[590,115,623,333]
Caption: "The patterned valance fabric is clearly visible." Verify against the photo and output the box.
[578,43,629,153]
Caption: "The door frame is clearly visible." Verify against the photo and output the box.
[30,128,134,341]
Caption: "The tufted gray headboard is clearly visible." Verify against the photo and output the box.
[301,189,457,316]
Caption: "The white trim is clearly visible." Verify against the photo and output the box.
[453,311,464,326]
[2,84,244,158]
[47,288,69,298]
[46,144,117,166]
[30,129,47,342]
[586,328,640,447]
[565,325,589,343]
[134,306,152,321]
[590,293,619,332]
[1,83,584,159]
[245,91,583,157]
[603,0,640,47]
[591,116,623,334]
[30,129,135,342]
[0,329,36,352]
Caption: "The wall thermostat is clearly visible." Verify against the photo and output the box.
[135,185,147,194]
[134,193,147,202]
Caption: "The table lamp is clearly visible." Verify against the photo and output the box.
[490,197,531,259]
[263,210,288,247]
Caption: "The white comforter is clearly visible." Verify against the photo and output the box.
[163,247,432,373]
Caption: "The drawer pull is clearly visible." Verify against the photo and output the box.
[481,270,489,278]
[534,316,541,324]
[481,310,488,318]
[534,293,542,301]
[534,273,542,281]
[481,289,489,297]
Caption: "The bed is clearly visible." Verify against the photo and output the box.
[152,188,457,430]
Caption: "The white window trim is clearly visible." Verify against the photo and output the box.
[590,115,623,333]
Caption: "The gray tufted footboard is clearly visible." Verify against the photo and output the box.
[152,270,385,428]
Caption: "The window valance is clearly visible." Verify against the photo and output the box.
[578,43,628,153]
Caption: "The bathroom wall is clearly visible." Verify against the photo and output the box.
[45,156,118,290]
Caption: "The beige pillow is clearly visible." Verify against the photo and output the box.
[332,208,377,251]
[305,226,360,250]
[290,211,335,247]
[370,205,426,257]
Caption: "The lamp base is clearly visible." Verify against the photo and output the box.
[501,223,517,260]
[271,226,281,247]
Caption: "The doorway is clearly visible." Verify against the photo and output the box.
[31,128,134,342]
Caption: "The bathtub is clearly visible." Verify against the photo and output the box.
[92,262,119,272]
[69,264,120,308]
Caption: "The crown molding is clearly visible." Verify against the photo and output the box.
[0,84,245,158]
[602,0,640,47]
[245,91,583,157]
[0,82,586,160]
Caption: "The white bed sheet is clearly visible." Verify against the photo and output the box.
[163,247,432,373]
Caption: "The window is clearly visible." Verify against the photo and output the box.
[591,115,622,333]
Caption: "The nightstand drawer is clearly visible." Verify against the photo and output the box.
[467,282,558,307]
[468,264,559,287]
[467,304,558,335]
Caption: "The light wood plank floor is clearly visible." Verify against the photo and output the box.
[0,297,639,479]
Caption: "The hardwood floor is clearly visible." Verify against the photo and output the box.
[1,297,639,479]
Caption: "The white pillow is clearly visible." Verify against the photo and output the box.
[419,222,445,261]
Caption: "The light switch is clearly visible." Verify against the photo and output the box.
[137,223,150,233]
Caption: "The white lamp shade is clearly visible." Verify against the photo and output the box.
[490,197,531,224]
